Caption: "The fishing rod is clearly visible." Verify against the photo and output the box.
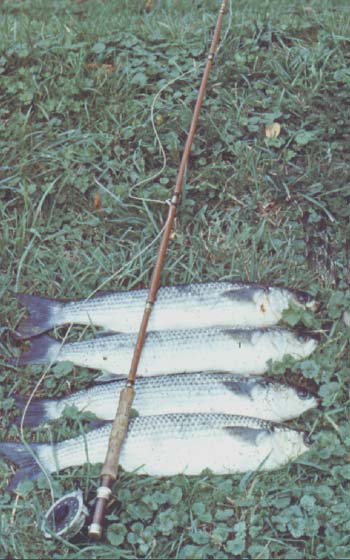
[87,0,228,538]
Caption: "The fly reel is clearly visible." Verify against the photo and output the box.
[41,489,88,539]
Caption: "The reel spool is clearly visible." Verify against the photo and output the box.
[41,489,88,539]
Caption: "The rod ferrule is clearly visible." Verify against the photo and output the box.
[170,192,181,207]
[96,486,112,500]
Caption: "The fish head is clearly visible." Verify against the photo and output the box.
[273,427,311,463]
[285,330,319,358]
[267,288,293,318]
[269,383,318,420]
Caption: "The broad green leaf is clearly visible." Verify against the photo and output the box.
[107,523,127,546]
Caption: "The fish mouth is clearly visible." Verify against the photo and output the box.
[293,290,319,311]
[306,300,321,312]
[295,384,320,407]
[302,432,313,448]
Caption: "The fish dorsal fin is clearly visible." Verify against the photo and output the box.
[224,426,268,445]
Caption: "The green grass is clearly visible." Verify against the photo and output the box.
[1,0,350,557]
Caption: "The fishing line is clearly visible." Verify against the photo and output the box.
[129,0,233,205]
[216,0,233,55]
[129,66,196,205]
[15,236,37,294]
[15,0,233,537]
[18,335,76,507]
[19,162,170,446]
[18,222,168,511]
[17,68,181,503]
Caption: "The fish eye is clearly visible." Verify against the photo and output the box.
[296,387,310,400]
[295,290,312,304]
[296,331,318,343]
[297,332,308,342]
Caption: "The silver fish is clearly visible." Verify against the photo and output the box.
[15,282,317,339]
[11,327,318,377]
[0,413,310,489]
[13,373,318,427]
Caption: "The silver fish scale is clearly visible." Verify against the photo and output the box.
[17,371,317,426]
[16,282,317,339]
[63,282,280,326]
[129,412,277,436]
[63,283,230,317]
[60,373,301,407]
[132,372,271,394]
[64,326,258,353]
[58,326,281,365]
[52,413,278,462]
[68,283,248,310]
[35,411,309,478]
[85,413,278,441]
[143,327,251,349]
[71,371,243,398]
[33,325,317,378]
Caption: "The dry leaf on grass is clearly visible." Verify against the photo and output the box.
[86,62,115,73]
[93,192,102,210]
[145,0,155,11]
[265,122,281,138]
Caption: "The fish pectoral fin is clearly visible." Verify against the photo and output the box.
[222,286,262,303]
[222,378,254,400]
[93,330,121,338]
[95,372,127,383]
[89,419,111,430]
[223,426,268,446]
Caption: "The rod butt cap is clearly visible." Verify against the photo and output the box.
[88,523,103,539]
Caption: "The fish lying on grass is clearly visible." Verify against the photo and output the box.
[10,327,318,377]
[14,282,317,339]
[13,373,318,426]
[0,413,310,490]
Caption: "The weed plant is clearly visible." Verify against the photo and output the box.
[0,0,350,558]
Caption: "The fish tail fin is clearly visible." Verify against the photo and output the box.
[13,395,56,427]
[9,335,61,367]
[0,442,44,491]
[15,293,64,339]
